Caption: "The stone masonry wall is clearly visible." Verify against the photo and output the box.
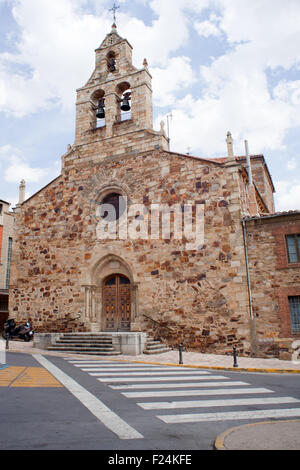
[10,148,253,354]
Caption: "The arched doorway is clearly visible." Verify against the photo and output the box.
[103,274,131,331]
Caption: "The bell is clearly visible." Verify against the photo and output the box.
[96,99,105,119]
[96,106,105,119]
[121,98,131,112]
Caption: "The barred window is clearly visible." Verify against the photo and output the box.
[289,296,300,333]
[286,234,300,263]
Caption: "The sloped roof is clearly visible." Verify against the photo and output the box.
[206,154,275,193]
[243,210,300,221]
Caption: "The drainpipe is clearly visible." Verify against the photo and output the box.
[245,140,253,185]
[242,218,257,356]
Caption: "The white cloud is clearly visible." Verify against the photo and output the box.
[194,20,221,38]
[287,158,298,171]
[0,0,112,116]
[274,80,300,106]
[0,0,205,117]
[275,179,300,211]
[5,156,49,183]
[155,0,300,156]
[119,0,211,67]
[152,57,196,107]
[0,144,50,183]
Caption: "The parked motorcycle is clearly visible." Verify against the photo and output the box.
[2,319,34,342]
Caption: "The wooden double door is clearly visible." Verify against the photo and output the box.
[103,274,131,331]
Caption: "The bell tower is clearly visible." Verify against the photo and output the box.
[73,24,167,154]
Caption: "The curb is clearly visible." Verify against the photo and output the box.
[100,359,300,374]
[5,347,300,374]
[214,419,300,450]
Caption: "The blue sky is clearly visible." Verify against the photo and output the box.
[0,0,300,210]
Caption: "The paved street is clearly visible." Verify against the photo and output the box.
[1,351,300,451]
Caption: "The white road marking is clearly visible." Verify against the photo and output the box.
[110,377,249,388]
[109,377,230,389]
[80,367,193,372]
[89,370,211,376]
[63,357,300,429]
[66,359,123,366]
[69,362,190,368]
[158,408,300,423]
[122,387,273,398]
[138,396,300,410]
[34,354,143,440]
[97,375,217,382]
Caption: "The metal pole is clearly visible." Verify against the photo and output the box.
[166,112,172,151]
[233,346,238,368]
[5,335,9,350]
[179,343,183,365]
[245,140,253,185]
[242,219,254,321]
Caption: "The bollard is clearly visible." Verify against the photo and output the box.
[233,346,238,368]
[5,335,9,350]
[179,343,183,365]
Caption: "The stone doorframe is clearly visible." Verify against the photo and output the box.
[82,253,140,331]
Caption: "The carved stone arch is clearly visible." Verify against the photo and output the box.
[94,183,130,225]
[90,88,105,105]
[84,253,139,331]
[116,81,131,96]
[95,182,131,205]
[92,253,135,285]
[85,181,131,234]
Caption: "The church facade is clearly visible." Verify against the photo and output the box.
[9,26,300,358]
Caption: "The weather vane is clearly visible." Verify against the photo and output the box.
[109,3,120,25]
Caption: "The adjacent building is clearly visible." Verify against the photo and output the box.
[0,199,14,330]
[244,211,300,358]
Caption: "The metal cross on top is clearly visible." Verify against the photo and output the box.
[109,3,120,25]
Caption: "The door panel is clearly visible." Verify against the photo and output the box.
[103,275,131,331]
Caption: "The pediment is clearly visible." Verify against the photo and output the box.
[97,31,123,50]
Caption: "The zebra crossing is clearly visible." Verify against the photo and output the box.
[65,358,300,426]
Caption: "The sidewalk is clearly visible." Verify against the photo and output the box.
[2,339,300,450]
[4,339,300,373]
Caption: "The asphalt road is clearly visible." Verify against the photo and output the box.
[1,351,300,453]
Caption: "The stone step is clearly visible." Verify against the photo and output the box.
[50,343,117,350]
[143,348,171,355]
[48,343,117,350]
[56,339,113,344]
[48,333,122,356]
[61,333,112,341]
[146,343,168,350]
[47,347,122,355]
[146,341,164,347]
[143,338,171,355]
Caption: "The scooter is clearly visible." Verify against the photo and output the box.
[2,319,34,342]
